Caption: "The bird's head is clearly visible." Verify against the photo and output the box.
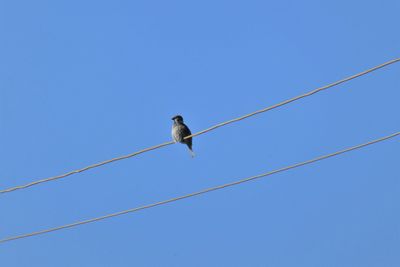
[172,115,184,123]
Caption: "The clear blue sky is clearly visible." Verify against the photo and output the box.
[1,1,399,266]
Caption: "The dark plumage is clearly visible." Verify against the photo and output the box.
[171,115,195,157]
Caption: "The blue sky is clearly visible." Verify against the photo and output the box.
[1,1,399,266]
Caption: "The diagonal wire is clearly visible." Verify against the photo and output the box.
[1,131,398,244]
[1,58,399,195]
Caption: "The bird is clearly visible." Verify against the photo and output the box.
[171,115,195,157]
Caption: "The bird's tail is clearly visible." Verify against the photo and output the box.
[189,149,195,158]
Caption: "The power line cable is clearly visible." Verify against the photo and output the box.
[1,58,399,195]
[1,131,398,244]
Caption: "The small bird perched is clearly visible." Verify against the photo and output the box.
[171,115,195,157]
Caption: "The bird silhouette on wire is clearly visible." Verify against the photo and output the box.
[171,115,195,157]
